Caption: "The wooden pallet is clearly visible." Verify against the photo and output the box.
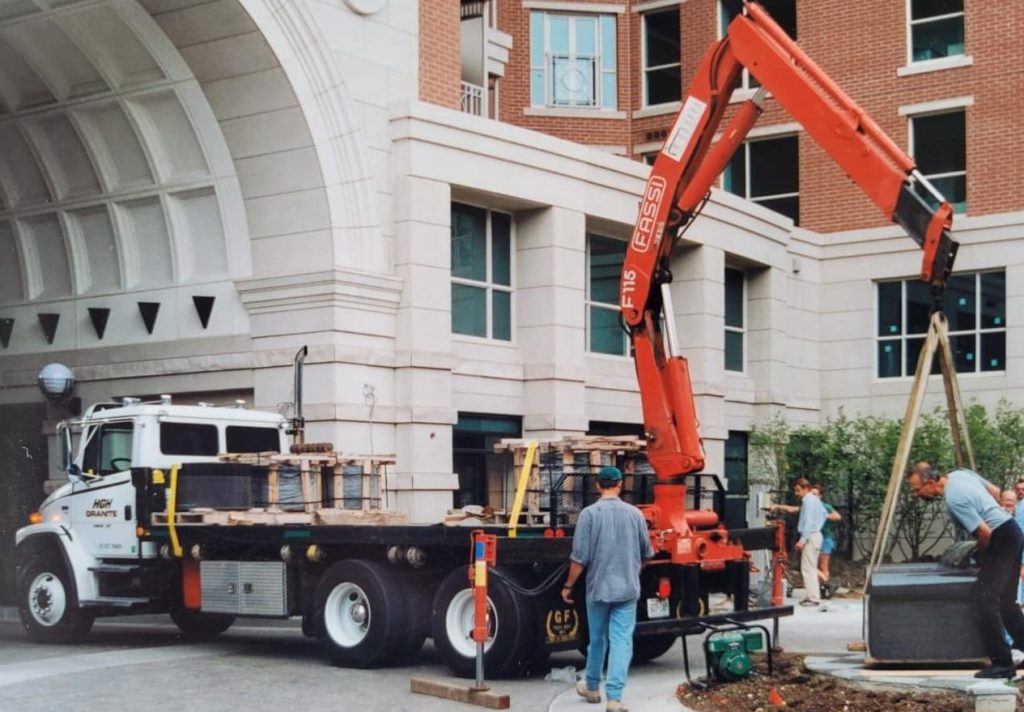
[491,435,648,524]
[216,451,395,513]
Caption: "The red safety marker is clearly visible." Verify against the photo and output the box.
[470,530,497,691]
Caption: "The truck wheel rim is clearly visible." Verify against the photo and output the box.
[28,572,66,627]
[445,589,495,657]
[325,582,370,647]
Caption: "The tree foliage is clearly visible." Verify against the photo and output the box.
[749,400,1024,562]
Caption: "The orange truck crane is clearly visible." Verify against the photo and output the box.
[624,1,958,575]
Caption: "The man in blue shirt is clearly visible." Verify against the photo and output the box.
[908,461,1024,678]
[563,466,654,712]
[793,478,827,606]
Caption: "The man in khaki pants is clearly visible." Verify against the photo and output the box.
[792,478,826,606]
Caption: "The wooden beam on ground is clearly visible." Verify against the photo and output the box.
[410,677,510,709]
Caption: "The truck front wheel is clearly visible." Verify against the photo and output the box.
[18,555,94,644]
[314,559,408,668]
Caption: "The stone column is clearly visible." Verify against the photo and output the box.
[669,244,727,477]
[515,206,588,439]
[390,175,459,522]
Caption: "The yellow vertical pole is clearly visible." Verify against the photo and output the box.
[508,442,538,538]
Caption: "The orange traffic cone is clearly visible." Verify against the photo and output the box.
[767,687,786,707]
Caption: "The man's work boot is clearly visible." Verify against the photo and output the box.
[576,681,601,703]
[606,701,629,712]
[975,663,1016,679]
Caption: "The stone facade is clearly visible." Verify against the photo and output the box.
[0,0,1021,534]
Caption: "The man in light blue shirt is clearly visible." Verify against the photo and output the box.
[563,466,654,712]
[909,461,1024,679]
[792,478,826,606]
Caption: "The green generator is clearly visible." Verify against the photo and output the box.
[706,630,764,681]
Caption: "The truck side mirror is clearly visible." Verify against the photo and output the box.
[60,424,82,479]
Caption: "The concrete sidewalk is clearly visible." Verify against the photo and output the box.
[547,595,864,712]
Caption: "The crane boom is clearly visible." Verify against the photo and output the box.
[623,1,959,557]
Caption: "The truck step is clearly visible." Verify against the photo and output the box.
[80,596,149,608]
[89,564,139,574]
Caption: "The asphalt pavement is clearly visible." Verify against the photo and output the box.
[0,593,864,712]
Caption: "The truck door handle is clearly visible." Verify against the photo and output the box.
[125,505,132,520]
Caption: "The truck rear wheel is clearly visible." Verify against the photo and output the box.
[430,566,535,679]
[170,607,235,640]
[18,555,94,644]
[314,559,408,668]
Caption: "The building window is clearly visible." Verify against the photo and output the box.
[723,135,799,223]
[588,234,627,356]
[723,430,749,529]
[911,111,966,213]
[719,0,796,89]
[642,8,680,106]
[451,203,512,341]
[529,12,617,109]
[454,413,521,508]
[909,0,964,63]
[725,267,745,372]
[877,271,1005,378]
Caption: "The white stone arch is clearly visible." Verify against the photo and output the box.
[236,0,384,273]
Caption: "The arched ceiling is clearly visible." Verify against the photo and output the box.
[0,0,239,307]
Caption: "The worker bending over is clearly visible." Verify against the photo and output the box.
[907,461,1024,679]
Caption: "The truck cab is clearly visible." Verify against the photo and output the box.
[15,398,287,641]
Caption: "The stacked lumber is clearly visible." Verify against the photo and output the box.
[153,450,402,527]
[153,507,407,527]
[216,450,395,513]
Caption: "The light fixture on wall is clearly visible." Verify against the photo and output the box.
[38,363,80,415]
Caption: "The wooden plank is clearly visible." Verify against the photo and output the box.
[409,678,510,710]
[227,510,313,526]
[360,461,370,511]
[267,462,280,511]
[847,641,866,652]
[332,462,343,509]
[315,508,408,526]
[300,465,315,514]
[866,313,942,584]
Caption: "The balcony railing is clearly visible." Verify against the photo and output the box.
[460,81,484,116]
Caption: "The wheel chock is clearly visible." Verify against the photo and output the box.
[410,677,510,709]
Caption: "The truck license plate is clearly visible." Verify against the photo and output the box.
[646,597,670,619]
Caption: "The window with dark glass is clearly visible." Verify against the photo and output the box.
[451,203,512,341]
[912,111,966,214]
[453,413,521,509]
[588,234,627,356]
[723,135,799,224]
[160,422,218,456]
[225,426,281,454]
[643,8,680,106]
[725,267,745,372]
[877,271,1004,378]
[910,0,964,62]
